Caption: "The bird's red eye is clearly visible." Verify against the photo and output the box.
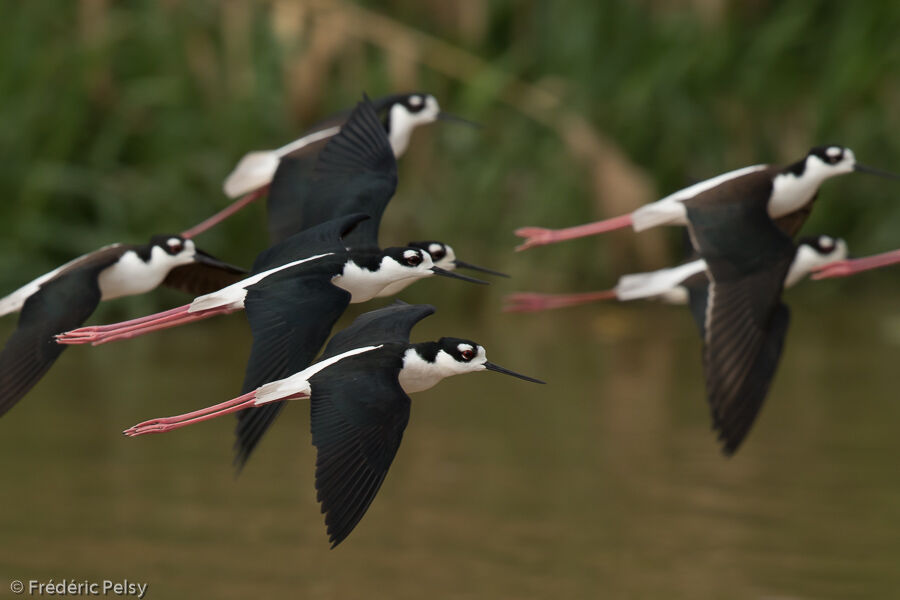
[406,254,423,266]
[461,349,475,360]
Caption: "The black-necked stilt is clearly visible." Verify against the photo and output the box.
[509,234,850,455]
[254,95,504,287]
[505,235,848,320]
[812,245,900,279]
[515,146,900,251]
[122,302,544,547]
[57,214,487,467]
[0,235,245,417]
[182,93,477,239]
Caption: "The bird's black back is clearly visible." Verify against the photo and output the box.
[251,213,369,274]
[265,94,398,247]
[321,302,435,360]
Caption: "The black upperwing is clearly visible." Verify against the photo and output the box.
[266,94,399,247]
[251,213,370,274]
[0,253,122,416]
[233,254,353,470]
[320,301,435,360]
[162,249,248,296]
[307,344,410,547]
[684,188,798,455]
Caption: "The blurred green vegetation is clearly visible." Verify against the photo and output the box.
[1,0,900,305]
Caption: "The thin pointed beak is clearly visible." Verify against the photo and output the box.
[453,259,509,278]
[483,361,546,384]
[430,266,489,285]
[854,163,900,181]
[193,249,247,275]
[437,112,481,128]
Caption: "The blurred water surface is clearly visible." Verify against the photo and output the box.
[0,286,898,599]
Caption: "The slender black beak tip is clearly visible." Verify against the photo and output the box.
[437,111,481,128]
[430,266,490,285]
[854,163,900,181]
[453,260,510,278]
[484,361,546,384]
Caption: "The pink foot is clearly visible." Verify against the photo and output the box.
[514,214,634,251]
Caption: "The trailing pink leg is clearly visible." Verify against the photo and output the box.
[503,290,618,313]
[56,304,239,346]
[181,187,268,239]
[123,391,309,436]
[514,213,634,251]
[812,249,900,280]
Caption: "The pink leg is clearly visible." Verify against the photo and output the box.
[503,290,618,313]
[56,304,239,346]
[124,391,309,436]
[181,187,268,239]
[812,248,900,280]
[514,213,634,251]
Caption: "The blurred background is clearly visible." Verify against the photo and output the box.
[0,1,899,598]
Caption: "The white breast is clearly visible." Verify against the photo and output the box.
[332,258,426,304]
[97,248,184,301]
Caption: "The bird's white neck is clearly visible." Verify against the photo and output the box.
[98,247,189,301]
[332,258,426,303]
[769,158,844,218]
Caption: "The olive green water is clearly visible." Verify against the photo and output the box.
[0,288,898,599]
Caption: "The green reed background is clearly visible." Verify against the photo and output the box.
[1,0,899,306]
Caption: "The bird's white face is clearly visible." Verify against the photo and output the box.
[388,94,440,156]
[785,235,849,287]
[806,146,856,179]
[161,237,198,265]
[383,248,436,281]
[427,242,456,270]
[435,341,489,376]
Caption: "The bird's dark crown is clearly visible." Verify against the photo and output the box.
[808,145,848,166]
[410,337,480,364]
[407,240,448,261]
[797,234,837,254]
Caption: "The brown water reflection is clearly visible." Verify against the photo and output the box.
[0,290,898,599]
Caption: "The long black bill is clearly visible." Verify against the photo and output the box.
[430,266,489,285]
[854,164,900,181]
[484,361,546,384]
[454,260,509,278]
[437,112,481,128]
[193,249,248,275]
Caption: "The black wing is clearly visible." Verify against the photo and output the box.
[233,260,352,470]
[320,302,435,360]
[308,347,409,547]
[0,271,102,416]
[685,200,797,455]
[681,270,711,337]
[266,95,398,247]
[251,213,370,274]
[162,251,247,296]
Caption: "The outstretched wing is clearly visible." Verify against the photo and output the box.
[234,261,352,470]
[320,302,435,360]
[251,213,370,274]
[162,251,248,296]
[0,271,102,416]
[307,347,409,547]
[266,95,398,247]
[685,198,797,455]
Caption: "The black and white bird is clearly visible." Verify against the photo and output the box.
[57,214,486,465]
[249,94,504,291]
[515,146,900,251]
[183,93,477,238]
[0,235,245,417]
[507,235,851,455]
[505,235,848,322]
[122,302,544,547]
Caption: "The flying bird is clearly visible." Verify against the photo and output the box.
[182,93,478,238]
[123,302,544,547]
[0,235,245,417]
[515,146,900,251]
